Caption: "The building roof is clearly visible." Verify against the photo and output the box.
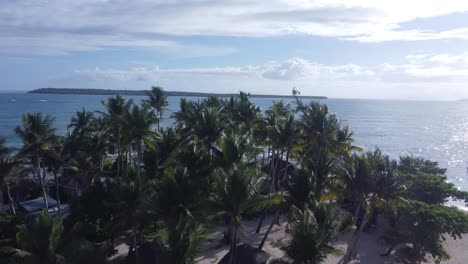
[19,196,58,212]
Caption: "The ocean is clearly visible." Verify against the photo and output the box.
[1,92,468,209]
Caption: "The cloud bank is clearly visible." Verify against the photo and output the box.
[2,1,468,55]
[74,54,468,84]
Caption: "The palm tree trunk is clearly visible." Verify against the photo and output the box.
[344,196,375,263]
[258,210,280,250]
[133,224,139,263]
[256,148,277,233]
[159,111,163,131]
[263,145,270,167]
[36,159,49,209]
[6,182,16,215]
[137,143,142,183]
[0,189,3,213]
[54,171,61,213]
[255,212,266,234]
[284,150,289,180]
[117,129,121,178]
[275,149,285,191]
[229,226,238,264]
[157,116,160,132]
[344,211,371,263]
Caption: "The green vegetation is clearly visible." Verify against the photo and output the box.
[1,88,467,264]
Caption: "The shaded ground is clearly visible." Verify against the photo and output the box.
[103,215,468,263]
[196,215,468,264]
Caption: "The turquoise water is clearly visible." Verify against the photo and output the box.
[2,92,468,208]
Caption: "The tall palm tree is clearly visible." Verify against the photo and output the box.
[256,102,295,235]
[2,210,63,264]
[0,137,11,213]
[109,168,149,263]
[145,86,168,131]
[297,102,356,198]
[148,165,209,264]
[68,108,95,138]
[43,138,76,214]
[157,212,207,264]
[341,150,399,263]
[126,104,159,179]
[0,138,22,215]
[100,95,133,178]
[15,113,57,209]
[212,163,271,264]
[222,92,260,134]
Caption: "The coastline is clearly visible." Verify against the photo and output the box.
[27,88,328,99]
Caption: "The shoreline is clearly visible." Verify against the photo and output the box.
[27,88,328,99]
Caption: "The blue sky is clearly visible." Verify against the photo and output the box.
[2,1,468,100]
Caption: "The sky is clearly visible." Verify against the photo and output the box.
[2,1,468,100]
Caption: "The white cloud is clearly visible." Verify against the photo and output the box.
[73,57,376,83]
[71,53,468,90]
[345,27,468,42]
[2,0,468,55]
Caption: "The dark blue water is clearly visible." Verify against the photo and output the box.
[1,92,468,209]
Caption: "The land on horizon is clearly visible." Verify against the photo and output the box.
[28,88,328,99]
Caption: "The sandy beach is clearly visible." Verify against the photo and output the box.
[195,215,468,264]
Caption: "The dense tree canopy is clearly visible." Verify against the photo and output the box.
[0,89,467,264]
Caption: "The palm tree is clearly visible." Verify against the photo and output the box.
[145,86,168,131]
[297,102,356,198]
[100,95,133,178]
[341,150,399,263]
[144,159,212,263]
[212,163,271,264]
[143,127,180,177]
[110,168,149,263]
[222,92,260,134]
[15,113,57,209]
[68,108,95,138]
[256,102,295,235]
[43,138,77,214]
[0,137,10,157]
[0,137,11,213]
[126,104,159,179]
[175,97,224,150]
[2,210,63,263]
[158,213,207,264]
[271,204,341,264]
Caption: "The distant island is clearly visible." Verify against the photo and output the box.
[28,88,327,99]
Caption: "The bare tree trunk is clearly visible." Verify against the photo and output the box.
[258,210,280,250]
[344,211,372,263]
[256,212,266,234]
[6,182,16,215]
[344,196,375,263]
[229,226,238,264]
[133,224,139,264]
